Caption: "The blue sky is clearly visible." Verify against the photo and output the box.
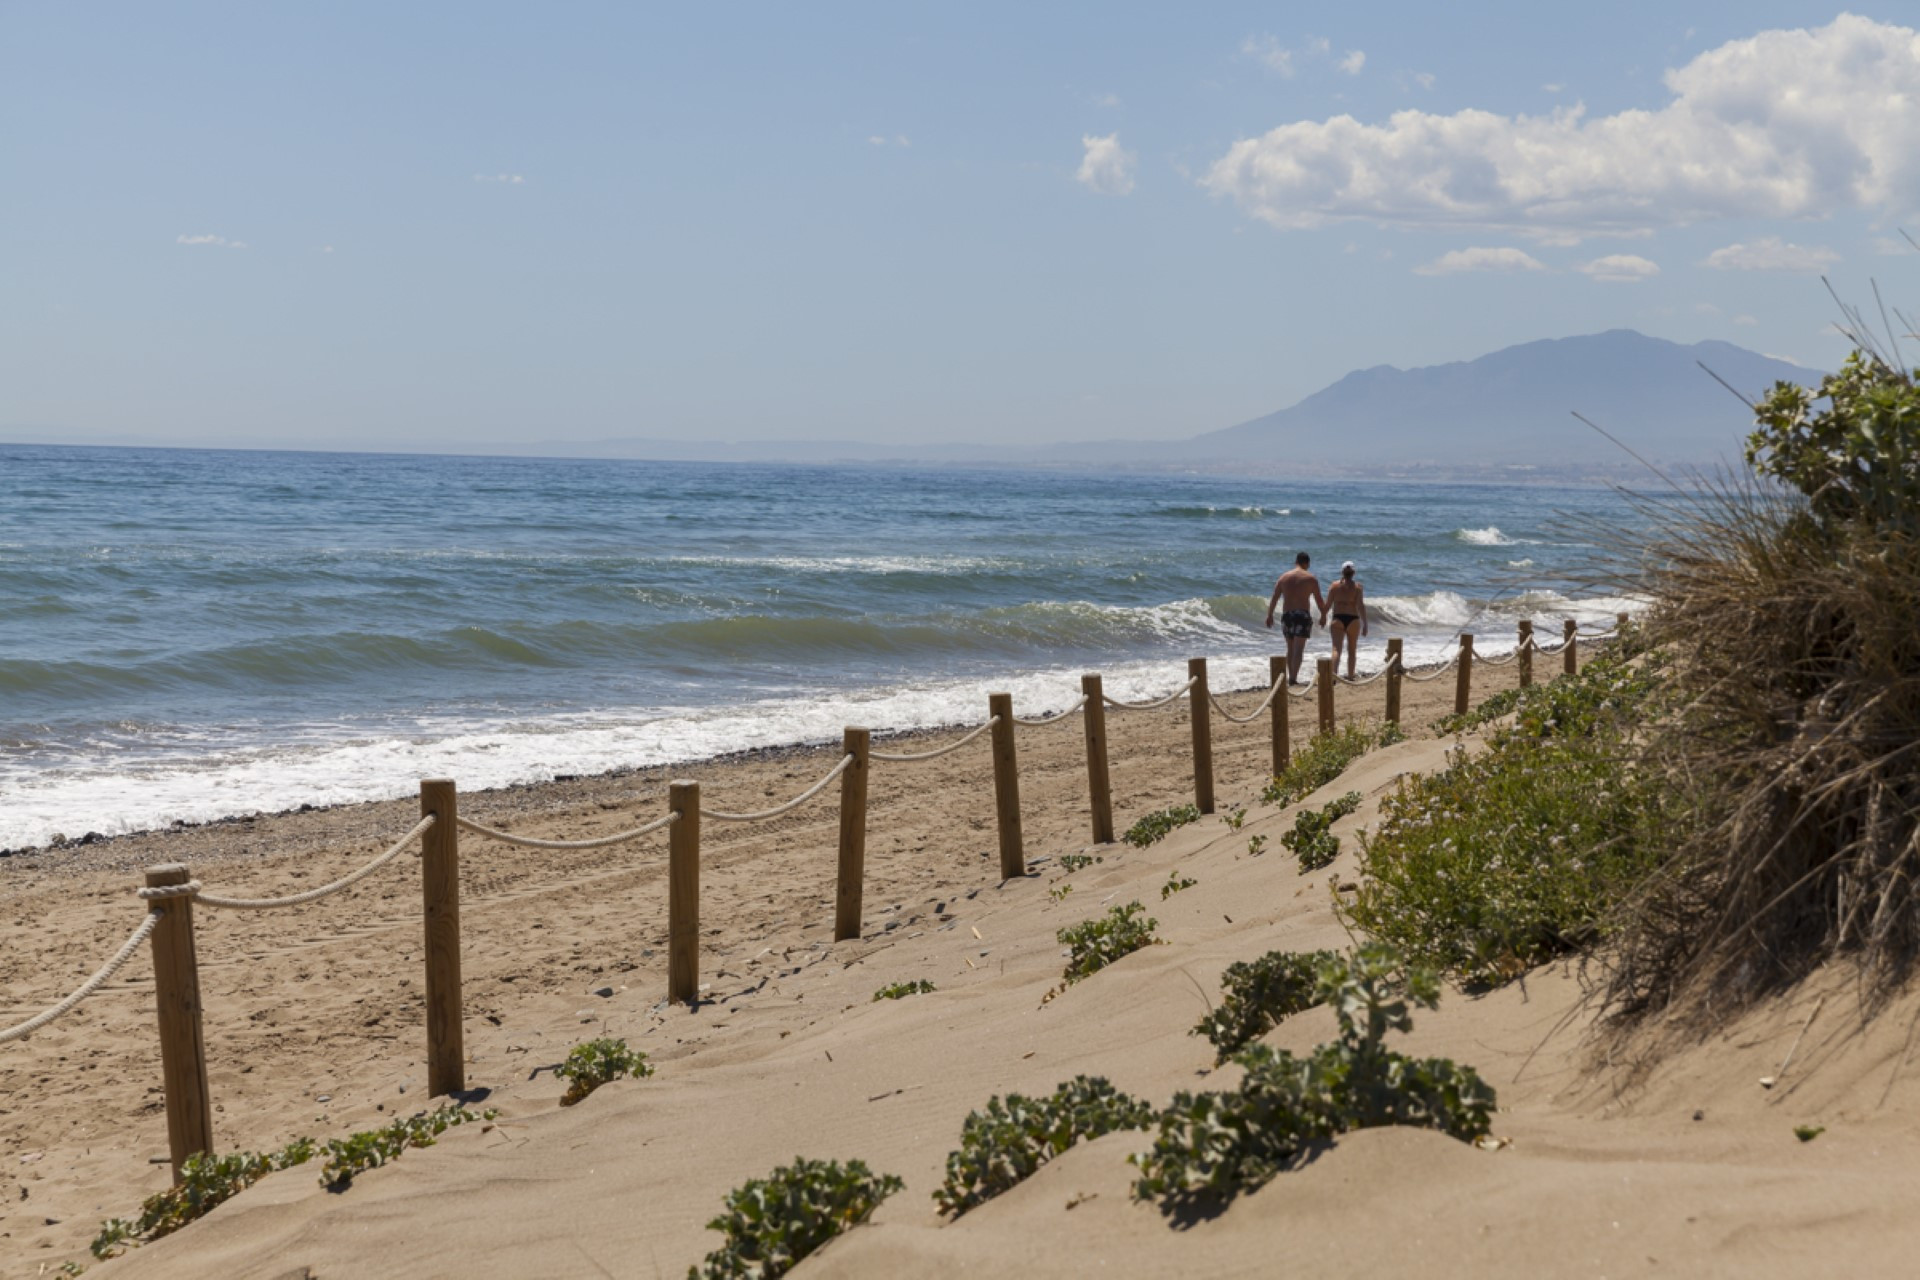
[3,3,1915,451]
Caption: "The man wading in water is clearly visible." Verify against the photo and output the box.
[1265,552,1326,686]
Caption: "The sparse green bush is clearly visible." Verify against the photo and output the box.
[1058,853,1102,872]
[557,1037,654,1105]
[1191,949,1335,1062]
[1281,791,1362,871]
[690,1157,902,1280]
[1345,653,1667,984]
[1435,686,1524,736]
[1160,870,1197,900]
[1048,884,1073,903]
[1222,808,1246,830]
[933,1076,1154,1218]
[872,979,936,1001]
[1123,805,1201,848]
[93,1139,316,1259]
[1262,723,1395,809]
[1247,833,1268,857]
[319,1104,493,1190]
[1134,944,1495,1206]
[1058,902,1159,984]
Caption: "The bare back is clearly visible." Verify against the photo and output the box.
[1276,567,1321,613]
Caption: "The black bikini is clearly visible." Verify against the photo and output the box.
[1333,613,1359,626]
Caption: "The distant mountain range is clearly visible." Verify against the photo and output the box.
[515,330,1822,479]
[1181,329,1822,469]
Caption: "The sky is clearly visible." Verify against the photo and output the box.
[3,3,1917,452]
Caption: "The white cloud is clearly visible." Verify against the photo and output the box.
[1695,301,1722,315]
[1874,234,1916,255]
[1076,133,1137,196]
[1093,92,1122,108]
[1734,314,1759,325]
[1241,34,1294,76]
[1204,15,1920,238]
[317,245,335,254]
[1542,82,1565,93]
[1700,236,1839,272]
[176,234,246,249]
[1306,36,1331,56]
[1339,50,1366,76]
[867,135,910,147]
[473,173,524,184]
[1579,253,1661,282]
[1412,246,1547,276]
[1414,72,1436,90]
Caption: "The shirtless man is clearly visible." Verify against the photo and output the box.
[1321,560,1369,679]
[1264,551,1326,685]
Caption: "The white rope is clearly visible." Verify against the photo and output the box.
[1576,626,1621,640]
[1285,675,1318,698]
[139,814,437,911]
[458,811,678,849]
[1013,695,1090,727]
[871,718,999,763]
[0,911,160,1045]
[1401,655,1461,683]
[1209,676,1285,724]
[701,754,854,822]
[1336,663,1394,686]
[1103,676,1198,711]
[1477,647,1523,667]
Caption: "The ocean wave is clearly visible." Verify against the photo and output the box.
[1454,526,1540,547]
[1153,505,1293,519]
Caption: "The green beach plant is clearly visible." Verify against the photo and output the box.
[1281,791,1362,871]
[1134,944,1495,1206]
[1123,805,1200,848]
[92,1139,316,1259]
[933,1076,1154,1218]
[690,1157,902,1280]
[871,979,936,1001]
[557,1037,654,1105]
[1261,722,1397,809]
[1191,948,1336,1062]
[319,1103,494,1190]
[1058,853,1102,872]
[1057,902,1159,985]
[1160,870,1197,900]
[1345,652,1667,984]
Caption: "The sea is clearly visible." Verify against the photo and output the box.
[0,443,1647,851]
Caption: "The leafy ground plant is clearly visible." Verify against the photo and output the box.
[93,1139,316,1258]
[1058,853,1102,872]
[1435,687,1524,736]
[1048,884,1073,903]
[1262,723,1397,809]
[1161,870,1197,900]
[1247,834,1268,857]
[1344,652,1667,984]
[320,1103,494,1190]
[1057,902,1159,985]
[872,979,936,1001]
[934,1076,1154,1217]
[558,1036,654,1105]
[1134,944,1495,1207]
[1124,805,1200,848]
[1191,948,1336,1062]
[690,1157,902,1280]
[1281,791,1362,871]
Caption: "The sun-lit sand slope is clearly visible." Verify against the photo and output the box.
[12,656,1920,1277]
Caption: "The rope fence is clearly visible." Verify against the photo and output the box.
[7,607,1627,1187]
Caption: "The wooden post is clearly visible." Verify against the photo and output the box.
[987,693,1025,879]
[1455,634,1475,716]
[1563,618,1578,675]
[1269,654,1291,774]
[668,780,700,1004]
[1617,610,1630,632]
[1081,674,1114,844]
[145,863,213,1181]
[1187,657,1214,814]
[419,779,465,1098]
[1316,658,1335,735]
[1517,620,1534,689]
[1384,638,1403,727]
[833,728,870,942]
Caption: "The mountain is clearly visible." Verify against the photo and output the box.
[1183,330,1824,468]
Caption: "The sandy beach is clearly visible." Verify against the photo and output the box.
[10,649,1916,1278]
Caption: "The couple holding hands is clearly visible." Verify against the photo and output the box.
[1264,552,1369,686]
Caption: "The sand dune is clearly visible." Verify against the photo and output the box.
[8,654,1916,1277]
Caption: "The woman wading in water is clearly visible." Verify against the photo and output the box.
[1321,561,1369,679]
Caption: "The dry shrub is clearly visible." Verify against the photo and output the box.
[1603,346,1920,1027]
